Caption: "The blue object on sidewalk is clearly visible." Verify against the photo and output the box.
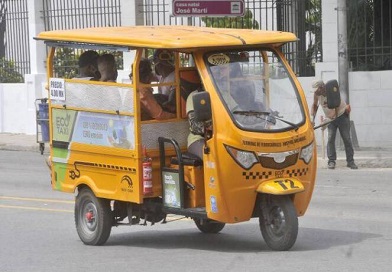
[38,103,49,142]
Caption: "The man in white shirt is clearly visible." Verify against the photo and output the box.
[311,80,358,169]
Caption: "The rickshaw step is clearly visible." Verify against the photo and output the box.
[162,207,207,219]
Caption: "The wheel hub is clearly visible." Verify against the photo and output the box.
[86,210,94,223]
[269,207,285,234]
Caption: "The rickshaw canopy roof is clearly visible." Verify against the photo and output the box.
[35,25,298,50]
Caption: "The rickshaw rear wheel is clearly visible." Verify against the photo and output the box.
[259,195,298,251]
[75,187,112,245]
[194,218,225,234]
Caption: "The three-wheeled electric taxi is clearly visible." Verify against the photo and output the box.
[35,25,317,251]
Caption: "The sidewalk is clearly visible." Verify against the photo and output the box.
[0,133,40,152]
[1,133,392,168]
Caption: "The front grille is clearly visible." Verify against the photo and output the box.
[258,153,299,170]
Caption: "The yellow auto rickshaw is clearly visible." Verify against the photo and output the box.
[35,25,316,251]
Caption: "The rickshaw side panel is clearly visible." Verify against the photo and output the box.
[49,80,142,202]
[52,142,141,201]
[49,80,190,203]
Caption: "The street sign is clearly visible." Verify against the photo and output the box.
[172,0,245,17]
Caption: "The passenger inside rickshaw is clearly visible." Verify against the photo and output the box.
[132,58,175,120]
[74,50,100,80]
[131,50,202,121]
[97,53,118,82]
[151,49,202,116]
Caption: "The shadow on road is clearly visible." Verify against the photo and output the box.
[295,227,380,252]
[105,223,380,252]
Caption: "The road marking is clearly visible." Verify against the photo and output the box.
[0,196,191,219]
[0,196,74,204]
[0,204,73,213]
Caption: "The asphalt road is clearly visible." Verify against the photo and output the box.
[1,150,391,272]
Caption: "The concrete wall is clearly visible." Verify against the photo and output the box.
[0,83,36,134]
[349,71,392,147]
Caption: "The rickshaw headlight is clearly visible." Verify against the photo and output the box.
[225,145,258,170]
[300,142,314,164]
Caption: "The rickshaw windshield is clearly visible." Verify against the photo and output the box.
[206,49,305,132]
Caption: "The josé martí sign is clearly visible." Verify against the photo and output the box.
[172,0,245,17]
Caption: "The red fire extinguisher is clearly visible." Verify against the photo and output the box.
[142,147,153,195]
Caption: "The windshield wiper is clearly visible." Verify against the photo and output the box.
[232,110,270,116]
[232,110,275,126]
[233,110,299,131]
[272,115,299,131]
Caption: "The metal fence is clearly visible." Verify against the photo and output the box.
[0,0,30,82]
[41,0,123,78]
[140,0,322,77]
[348,0,392,71]
[1,0,122,83]
[41,0,122,31]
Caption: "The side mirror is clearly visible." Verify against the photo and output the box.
[325,79,341,109]
[193,91,211,122]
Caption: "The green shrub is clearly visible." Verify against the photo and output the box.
[0,58,24,83]
[201,9,259,29]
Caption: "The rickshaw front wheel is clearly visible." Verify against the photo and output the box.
[75,188,112,245]
[194,218,225,234]
[259,195,298,251]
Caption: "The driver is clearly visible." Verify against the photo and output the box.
[230,83,268,127]
[230,82,265,112]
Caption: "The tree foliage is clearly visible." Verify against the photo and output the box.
[0,58,24,83]
[201,9,259,29]
[53,47,78,79]
[304,0,322,74]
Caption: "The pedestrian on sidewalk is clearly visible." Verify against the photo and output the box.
[311,79,358,169]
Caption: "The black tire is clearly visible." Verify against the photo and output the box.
[194,218,225,234]
[75,188,112,245]
[259,195,298,251]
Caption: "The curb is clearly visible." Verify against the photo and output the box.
[0,144,40,152]
[317,158,392,169]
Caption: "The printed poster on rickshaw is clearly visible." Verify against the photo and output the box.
[162,171,181,208]
[52,109,135,149]
[72,111,135,149]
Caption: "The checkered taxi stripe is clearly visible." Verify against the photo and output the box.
[242,168,309,180]
[243,171,272,180]
[286,168,308,177]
